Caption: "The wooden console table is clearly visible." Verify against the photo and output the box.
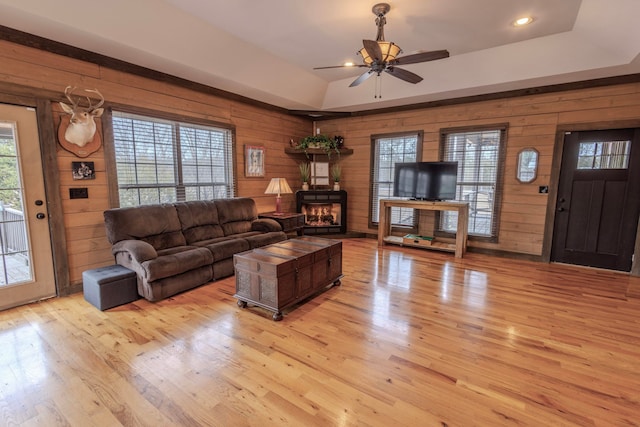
[378,199,469,258]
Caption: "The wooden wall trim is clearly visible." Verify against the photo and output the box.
[541,130,565,263]
[0,82,40,107]
[101,108,119,209]
[36,99,71,295]
[343,74,640,119]
[107,101,237,131]
[633,216,640,277]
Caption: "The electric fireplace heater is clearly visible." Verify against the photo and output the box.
[296,190,347,235]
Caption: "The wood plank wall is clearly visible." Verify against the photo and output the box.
[2,37,640,289]
[0,40,311,288]
[316,83,640,255]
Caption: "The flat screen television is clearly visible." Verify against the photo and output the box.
[393,161,458,201]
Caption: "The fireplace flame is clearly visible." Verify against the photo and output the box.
[301,203,341,226]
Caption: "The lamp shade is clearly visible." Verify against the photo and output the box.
[264,178,293,195]
[359,41,402,65]
[265,178,292,214]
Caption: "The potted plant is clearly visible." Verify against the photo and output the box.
[299,162,310,190]
[297,134,340,158]
[331,163,341,191]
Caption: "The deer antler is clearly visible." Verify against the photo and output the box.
[64,86,79,108]
[84,89,105,111]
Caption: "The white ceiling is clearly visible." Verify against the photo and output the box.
[1,0,640,112]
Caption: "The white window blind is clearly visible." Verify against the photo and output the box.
[440,128,505,239]
[370,133,421,226]
[112,111,235,207]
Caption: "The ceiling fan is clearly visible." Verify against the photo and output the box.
[314,3,450,88]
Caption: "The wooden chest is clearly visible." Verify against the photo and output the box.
[233,237,342,320]
[275,236,343,289]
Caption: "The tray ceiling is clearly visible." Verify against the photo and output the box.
[1,0,639,112]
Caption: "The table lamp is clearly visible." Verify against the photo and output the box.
[264,177,292,214]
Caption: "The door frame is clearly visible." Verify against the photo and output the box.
[543,119,640,276]
[0,83,71,295]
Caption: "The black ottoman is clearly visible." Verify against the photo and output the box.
[83,265,138,310]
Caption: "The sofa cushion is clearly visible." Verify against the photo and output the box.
[244,232,288,249]
[104,204,186,250]
[251,218,283,233]
[202,238,251,263]
[142,246,213,282]
[215,198,258,236]
[174,200,225,244]
[142,266,213,302]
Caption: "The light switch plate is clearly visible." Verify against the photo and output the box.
[70,188,89,199]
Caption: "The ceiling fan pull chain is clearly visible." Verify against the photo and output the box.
[374,75,378,98]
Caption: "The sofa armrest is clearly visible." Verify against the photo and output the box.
[251,218,282,233]
[112,239,158,263]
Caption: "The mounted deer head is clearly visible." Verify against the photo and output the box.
[59,86,104,147]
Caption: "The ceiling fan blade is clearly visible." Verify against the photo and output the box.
[384,67,423,84]
[362,39,383,62]
[313,65,369,70]
[349,70,375,87]
[392,50,450,66]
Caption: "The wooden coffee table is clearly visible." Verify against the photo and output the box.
[233,236,342,320]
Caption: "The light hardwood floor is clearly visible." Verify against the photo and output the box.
[1,238,639,426]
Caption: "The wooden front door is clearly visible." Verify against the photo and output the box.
[551,128,640,271]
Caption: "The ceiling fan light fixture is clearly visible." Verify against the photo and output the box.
[314,3,449,92]
[359,41,402,65]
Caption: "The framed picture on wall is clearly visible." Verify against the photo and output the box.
[245,145,265,177]
[72,161,95,180]
[311,161,330,185]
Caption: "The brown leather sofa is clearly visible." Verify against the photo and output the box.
[103,198,286,301]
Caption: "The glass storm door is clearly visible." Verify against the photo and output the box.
[0,104,55,310]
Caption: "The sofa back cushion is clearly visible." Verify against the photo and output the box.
[174,200,225,244]
[104,204,186,250]
[215,198,258,236]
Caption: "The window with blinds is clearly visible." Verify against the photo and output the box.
[112,111,235,207]
[370,132,422,227]
[439,126,506,240]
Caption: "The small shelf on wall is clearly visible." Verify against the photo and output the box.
[284,147,354,156]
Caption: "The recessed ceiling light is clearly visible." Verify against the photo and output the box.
[513,16,533,26]
[344,61,355,67]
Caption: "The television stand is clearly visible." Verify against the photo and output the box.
[378,199,469,258]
